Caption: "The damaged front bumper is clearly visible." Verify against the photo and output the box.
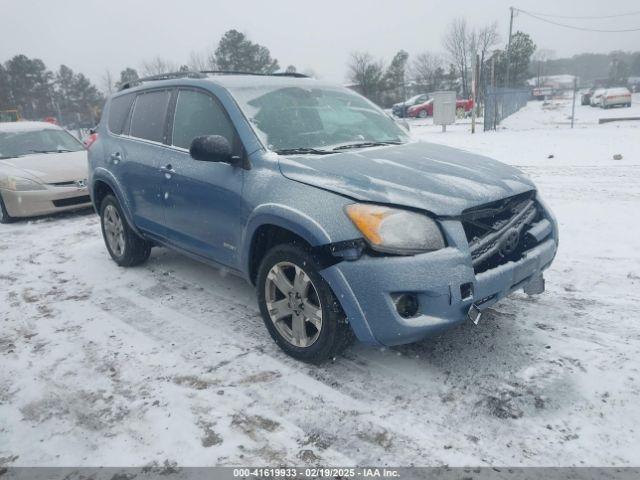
[320,215,558,347]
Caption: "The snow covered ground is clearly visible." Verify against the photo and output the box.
[1,94,639,468]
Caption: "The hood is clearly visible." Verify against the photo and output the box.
[0,150,88,184]
[277,141,535,216]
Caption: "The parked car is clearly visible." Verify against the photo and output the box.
[581,87,596,105]
[531,87,553,101]
[599,87,632,109]
[391,94,429,117]
[0,121,91,223]
[590,88,606,107]
[89,72,558,362]
[407,98,434,118]
[407,97,474,118]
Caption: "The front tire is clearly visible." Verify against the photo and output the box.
[257,244,354,363]
[100,194,151,266]
[418,110,428,118]
[0,194,15,224]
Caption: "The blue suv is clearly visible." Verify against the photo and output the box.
[88,71,558,362]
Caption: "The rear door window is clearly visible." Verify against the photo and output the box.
[107,93,134,134]
[171,89,236,150]
[129,90,172,143]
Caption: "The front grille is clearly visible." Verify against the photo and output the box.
[461,191,544,274]
[52,195,91,208]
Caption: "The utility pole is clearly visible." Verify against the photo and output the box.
[505,6,515,88]
[471,53,479,134]
[570,77,577,129]
[488,55,496,131]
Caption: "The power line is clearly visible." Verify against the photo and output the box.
[517,9,640,32]
[520,9,640,20]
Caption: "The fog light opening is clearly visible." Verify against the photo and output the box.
[394,293,420,318]
[460,282,474,301]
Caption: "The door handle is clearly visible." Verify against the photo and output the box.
[160,164,175,173]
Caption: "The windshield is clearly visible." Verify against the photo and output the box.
[0,128,84,159]
[227,84,409,152]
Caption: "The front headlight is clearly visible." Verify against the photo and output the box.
[0,176,46,191]
[344,204,445,255]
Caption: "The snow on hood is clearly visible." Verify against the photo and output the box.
[277,141,535,216]
[0,150,88,184]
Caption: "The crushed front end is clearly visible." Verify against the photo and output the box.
[320,191,558,346]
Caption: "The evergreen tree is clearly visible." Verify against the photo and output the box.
[384,50,409,102]
[116,68,139,89]
[492,32,536,87]
[4,55,54,119]
[214,29,279,73]
[0,64,9,108]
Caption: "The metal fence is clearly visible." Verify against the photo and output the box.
[483,86,530,131]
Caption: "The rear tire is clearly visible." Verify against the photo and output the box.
[0,194,14,224]
[99,194,151,266]
[418,110,428,118]
[257,244,354,363]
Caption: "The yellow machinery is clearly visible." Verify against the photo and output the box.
[0,109,20,122]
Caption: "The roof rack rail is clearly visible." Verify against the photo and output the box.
[199,70,309,79]
[118,69,308,90]
[119,71,206,90]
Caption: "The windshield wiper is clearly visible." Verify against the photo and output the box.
[274,147,334,155]
[29,149,74,154]
[332,141,403,151]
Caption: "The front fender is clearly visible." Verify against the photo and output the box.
[239,203,378,345]
[240,203,334,274]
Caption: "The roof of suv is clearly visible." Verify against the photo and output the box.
[117,71,335,93]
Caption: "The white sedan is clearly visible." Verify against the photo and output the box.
[599,87,632,109]
[0,121,91,223]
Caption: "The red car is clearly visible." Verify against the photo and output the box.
[407,97,474,118]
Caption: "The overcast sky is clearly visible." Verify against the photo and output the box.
[2,0,639,89]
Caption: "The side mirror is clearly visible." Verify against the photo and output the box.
[189,135,236,164]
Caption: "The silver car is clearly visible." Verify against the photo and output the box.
[0,121,91,223]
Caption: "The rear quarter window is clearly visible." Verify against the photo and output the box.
[107,93,134,134]
[129,90,172,143]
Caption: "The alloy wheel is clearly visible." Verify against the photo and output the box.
[264,261,323,348]
[103,204,125,257]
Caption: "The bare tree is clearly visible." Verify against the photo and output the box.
[101,69,114,95]
[473,22,500,99]
[411,52,442,90]
[140,57,178,76]
[347,51,386,104]
[532,48,555,86]
[443,18,471,96]
[187,50,212,72]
